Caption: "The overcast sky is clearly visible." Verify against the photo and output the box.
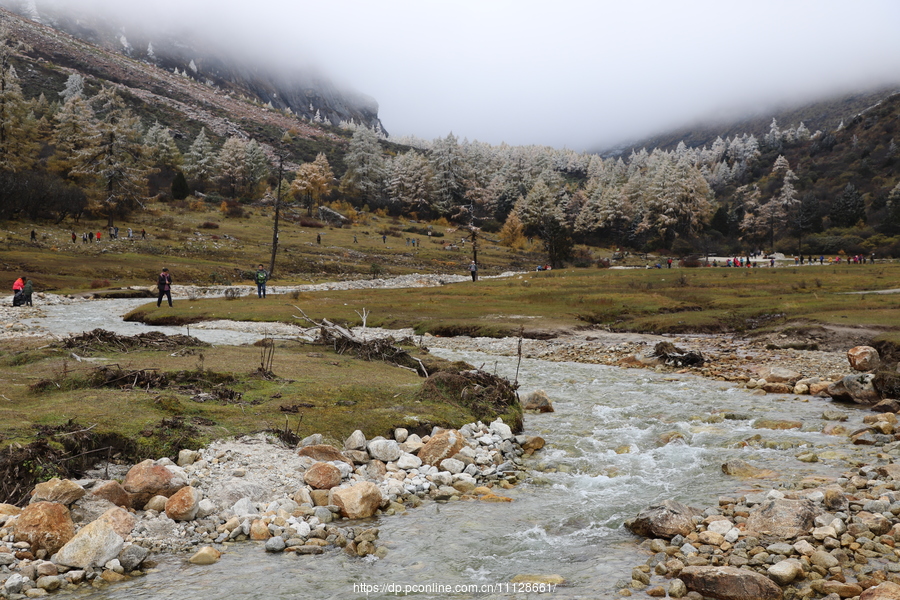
[32,0,900,150]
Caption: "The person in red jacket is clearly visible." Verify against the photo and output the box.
[12,276,25,306]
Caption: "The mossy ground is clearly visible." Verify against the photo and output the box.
[0,339,485,461]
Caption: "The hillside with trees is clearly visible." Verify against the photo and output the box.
[2,3,899,273]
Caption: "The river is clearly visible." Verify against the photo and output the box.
[26,299,869,599]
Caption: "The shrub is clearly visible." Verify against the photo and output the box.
[89,279,110,289]
[220,200,245,218]
[298,217,325,228]
[198,221,220,229]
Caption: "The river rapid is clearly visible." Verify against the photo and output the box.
[21,298,872,599]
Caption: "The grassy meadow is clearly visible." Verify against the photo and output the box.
[128,262,900,342]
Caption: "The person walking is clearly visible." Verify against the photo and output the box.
[316,233,321,245]
[156,268,173,307]
[255,264,269,299]
[141,228,146,239]
[96,231,101,243]
[22,278,33,306]
[30,230,37,242]
[469,260,478,282]
[71,232,77,244]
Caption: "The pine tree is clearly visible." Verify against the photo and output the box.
[49,94,97,180]
[171,170,189,200]
[830,183,865,228]
[59,73,84,102]
[216,136,247,198]
[429,132,467,216]
[339,127,385,204]
[143,121,182,170]
[183,128,216,188]
[514,179,573,267]
[71,87,150,226]
[0,36,39,172]
[243,139,270,198]
[291,152,335,216]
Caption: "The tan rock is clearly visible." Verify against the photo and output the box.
[680,566,782,600]
[0,503,22,516]
[143,495,168,512]
[188,546,221,565]
[13,502,75,554]
[861,581,900,600]
[809,382,831,396]
[96,507,136,538]
[522,390,554,412]
[418,429,466,466]
[90,481,131,509]
[165,486,201,521]
[122,460,187,508]
[479,493,514,503]
[746,499,818,539]
[753,419,802,430]
[54,520,123,568]
[331,482,383,519]
[249,519,270,540]
[296,444,352,465]
[100,570,127,583]
[625,500,703,540]
[309,489,331,506]
[522,436,546,455]
[751,366,801,384]
[698,530,724,546]
[848,345,880,371]
[304,462,342,489]
[30,479,85,506]
[721,460,777,479]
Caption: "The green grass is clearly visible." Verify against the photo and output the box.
[0,340,485,458]
[126,264,900,336]
[1,202,548,293]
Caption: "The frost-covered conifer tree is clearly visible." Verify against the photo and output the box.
[339,126,386,204]
[184,128,216,187]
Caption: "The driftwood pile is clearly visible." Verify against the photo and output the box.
[292,307,429,376]
[60,328,208,353]
[652,341,706,367]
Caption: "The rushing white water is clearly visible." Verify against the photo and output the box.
[71,341,869,599]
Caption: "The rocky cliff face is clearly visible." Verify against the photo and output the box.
[0,0,384,132]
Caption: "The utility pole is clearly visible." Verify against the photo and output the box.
[268,152,284,278]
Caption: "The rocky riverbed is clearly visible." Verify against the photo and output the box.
[0,420,543,597]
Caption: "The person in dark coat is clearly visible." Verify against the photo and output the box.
[156,268,173,307]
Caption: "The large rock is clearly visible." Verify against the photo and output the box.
[522,390,554,412]
[861,582,900,600]
[189,546,221,565]
[767,559,803,585]
[331,482,383,519]
[30,479,85,505]
[625,500,703,540]
[122,459,187,508]
[680,566,782,600]
[367,439,402,463]
[13,501,75,554]
[118,544,149,571]
[297,444,351,464]
[745,499,818,538]
[848,346,880,371]
[418,429,466,466]
[90,481,131,509]
[55,519,123,569]
[165,486,201,521]
[827,374,880,405]
[750,366,801,384]
[97,507,136,538]
[304,462,343,490]
[721,460,777,479]
[344,430,367,450]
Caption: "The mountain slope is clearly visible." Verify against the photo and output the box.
[0,0,384,133]
[600,85,900,156]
